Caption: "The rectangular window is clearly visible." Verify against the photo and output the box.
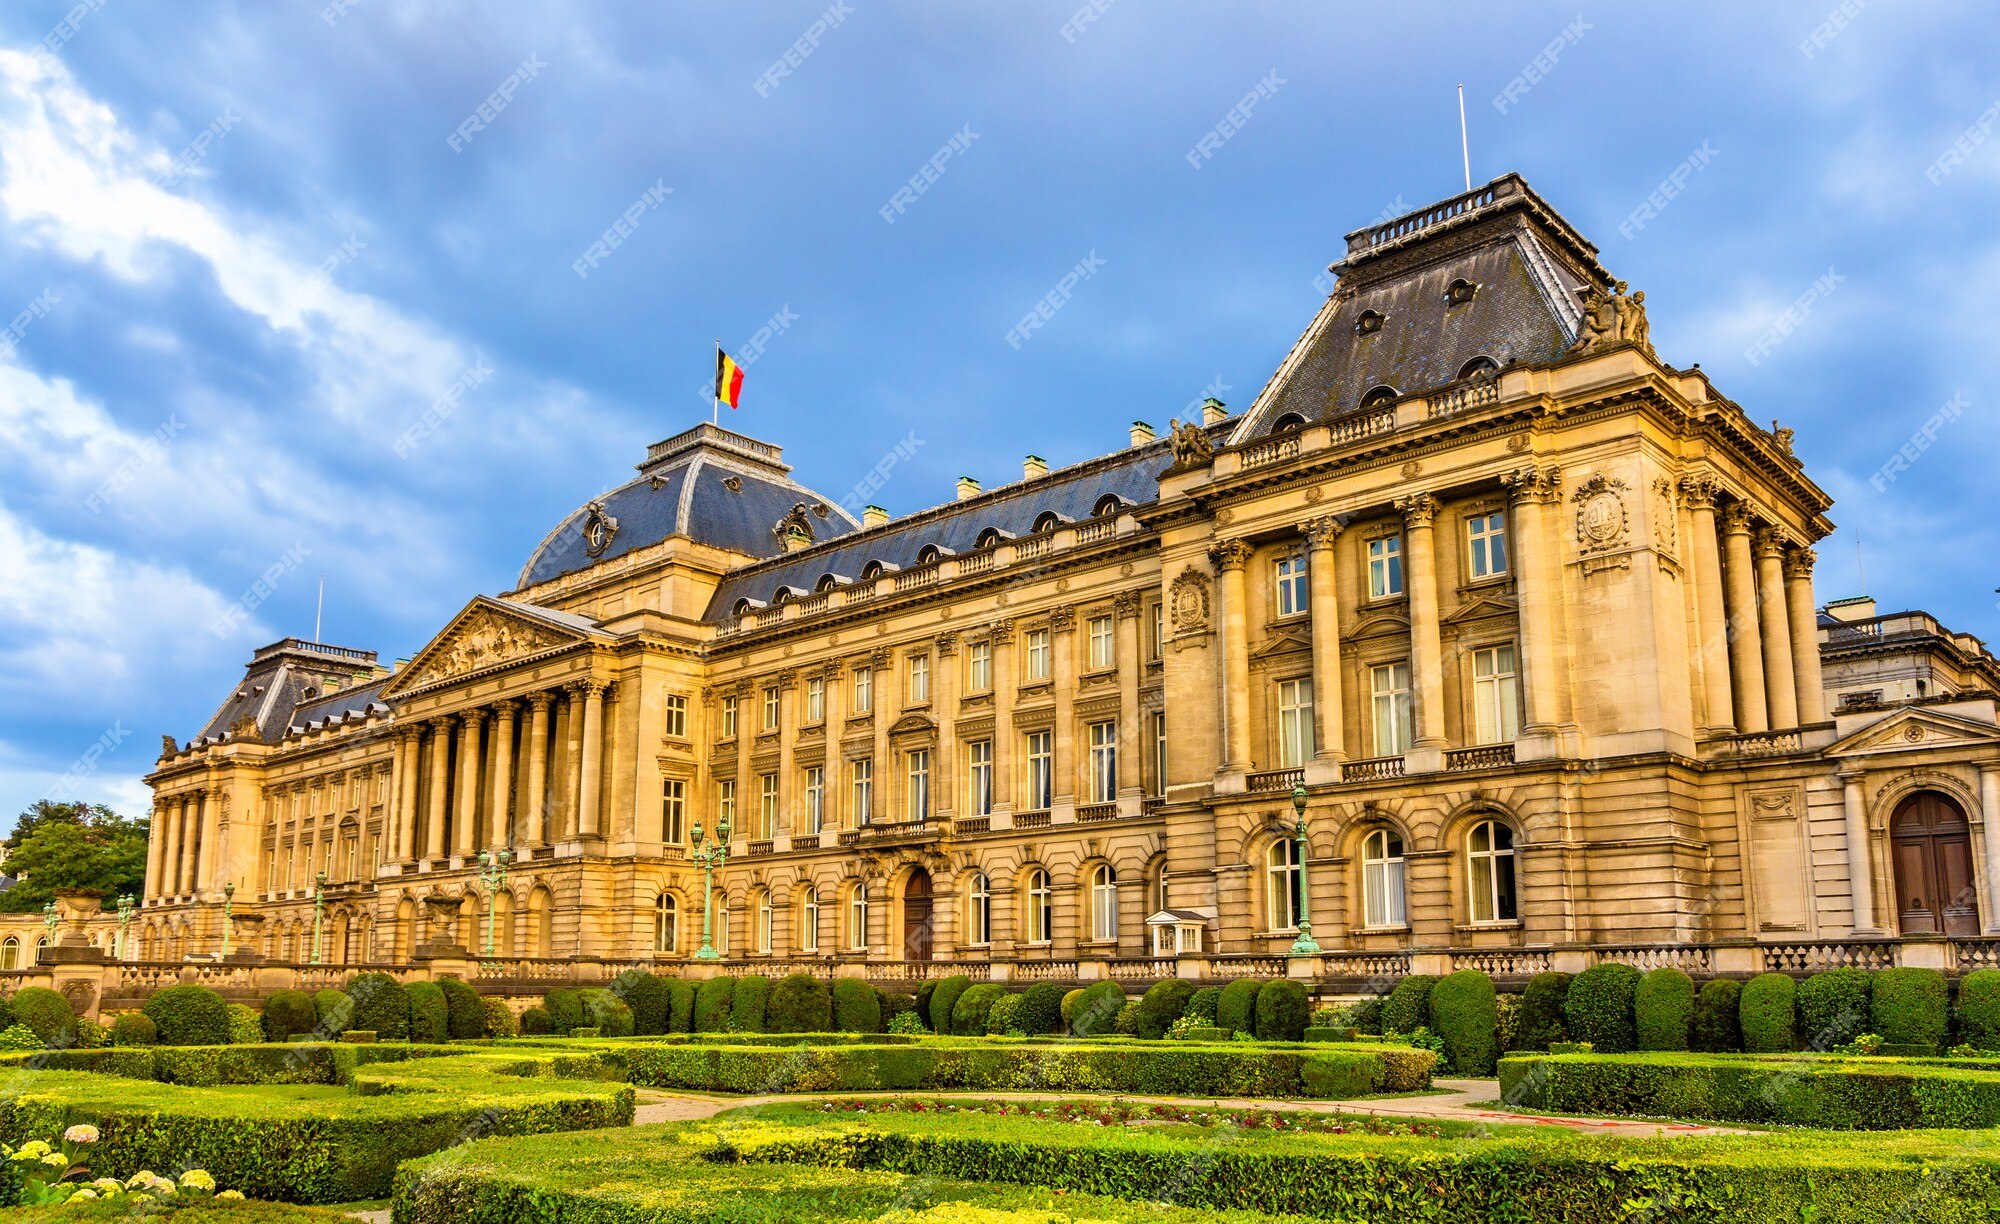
[758,773,779,838]
[1370,662,1414,756]
[264,849,276,891]
[967,640,992,692]
[1275,554,1309,617]
[1472,644,1521,744]
[1025,628,1051,680]
[1088,721,1118,803]
[1149,601,1164,659]
[907,749,932,822]
[761,685,780,731]
[721,696,739,740]
[851,758,873,825]
[662,779,686,844]
[1368,535,1404,598]
[1152,710,1167,796]
[1467,511,1508,579]
[853,666,873,714]
[805,677,825,724]
[968,739,993,816]
[802,766,825,833]
[717,779,737,827]
[343,836,357,881]
[1087,615,1115,669]
[1278,678,1316,767]
[908,654,930,704]
[1026,730,1053,810]
[663,694,688,740]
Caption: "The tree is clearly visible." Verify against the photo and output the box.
[1,801,148,913]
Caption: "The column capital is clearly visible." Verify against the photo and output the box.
[1783,545,1818,579]
[492,697,521,720]
[869,647,892,669]
[1393,491,1440,527]
[934,631,960,657]
[817,660,844,680]
[1113,590,1143,619]
[1677,474,1722,510]
[772,669,797,691]
[1048,604,1077,632]
[1299,515,1346,549]
[988,617,1016,645]
[1753,526,1792,559]
[526,690,556,712]
[1719,500,1755,535]
[1207,539,1253,572]
[1500,464,1562,504]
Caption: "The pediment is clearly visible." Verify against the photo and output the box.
[383,597,594,698]
[888,712,937,737]
[1442,591,1519,626]
[1251,626,1312,660]
[1824,706,2000,758]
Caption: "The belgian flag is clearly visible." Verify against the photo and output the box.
[715,348,745,410]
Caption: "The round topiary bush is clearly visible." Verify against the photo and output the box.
[880,989,916,1026]
[615,970,675,1036]
[543,988,585,1034]
[346,972,410,1042]
[1691,978,1743,1053]
[693,976,735,1031]
[930,975,973,1034]
[1059,988,1086,1028]
[1016,982,1066,1035]
[1071,981,1127,1037]
[832,977,882,1033]
[1738,972,1798,1053]
[225,1003,262,1045]
[137,984,223,1047]
[406,981,449,1042]
[518,1006,552,1036]
[1510,972,1571,1051]
[730,975,771,1033]
[1134,979,1195,1040]
[110,1013,156,1047]
[439,978,486,1040]
[1563,963,1642,1054]
[261,989,318,1043]
[1253,979,1310,1044]
[482,996,517,1038]
[314,989,352,1037]
[1185,986,1221,1026]
[913,981,939,1030]
[1958,968,2000,1051]
[1427,970,1499,1074]
[1215,979,1263,1036]
[986,992,1023,1035]
[1635,967,1695,1052]
[952,983,1008,1035]
[579,988,635,1037]
[1113,1000,1142,1036]
[1871,967,1948,1051]
[667,978,697,1033]
[1383,976,1439,1037]
[768,973,833,1033]
[1796,967,1872,1048]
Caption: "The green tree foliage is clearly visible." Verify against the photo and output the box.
[1958,969,2000,1051]
[1,801,149,913]
[346,972,410,1042]
[1691,978,1743,1053]
[730,975,771,1033]
[1215,979,1262,1035]
[929,976,972,1034]
[1870,968,1948,1051]
[1014,982,1066,1035]
[406,981,449,1042]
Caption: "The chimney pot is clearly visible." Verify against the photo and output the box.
[862,505,890,529]
[1201,398,1227,426]
[956,476,981,501]
[1023,455,1048,480]
[1129,421,1155,448]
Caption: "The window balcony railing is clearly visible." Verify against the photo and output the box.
[1075,802,1118,823]
[1444,744,1514,771]
[1014,810,1052,829]
[1342,755,1405,782]
[1246,767,1305,793]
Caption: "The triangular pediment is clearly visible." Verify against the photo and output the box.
[1251,626,1313,660]
[383,597,595,698]
[1443,590,1519,625]
[1824,705,2000,758]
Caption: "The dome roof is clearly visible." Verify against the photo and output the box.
[517,424,861,588]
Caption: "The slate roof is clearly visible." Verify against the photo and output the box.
[189,640,388,747]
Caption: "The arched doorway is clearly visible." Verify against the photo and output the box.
[1892,792,1980,936]
[902,869,933,962]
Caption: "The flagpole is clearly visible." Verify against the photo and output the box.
[713,339,722,426]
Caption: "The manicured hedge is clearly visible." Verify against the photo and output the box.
[519,1007,552,1036]
[1960,969,2000,1051]
[1215,978,1261,1036]
[544,988,586,1034]
[1562,964,1640,1054]
[832,977,882,1034]
[930,975,972,1034]
[439,977,486,1040]
[1015,982,1065,1035]
[1427,970,1498,1075]
[347,973,411,1043]
[1070,981,1126,1037]
[1871,968,1948,1052]
[482,997,517,1039]
[666,978,697,1034]
[1135,979,1195,1040]
[1382,975,1437,1037]
[617,970,675,1036]
[693,977,735,1032]
[406,981,449,1043]
[1739,972,1797,1053]
[226,1003,263,1045]
[731,974,771,1034]
[1185,985,1221,1026]
[110,1013,156,1047]
[985,993,1022,1036]
[1634,967,1694,1052]
[262,989,318,1043]
[580,987,636,1038]
[138,984,223,1047]
[1691,978,1743,1053]
[913,981,939,1031]
[951,983,1007,1036]
[1510,971,1570,1051]
[1795,967,1872,1048]
[767,973,832,1033]
[314,988,352,1037]
[1253,979,1309,1044]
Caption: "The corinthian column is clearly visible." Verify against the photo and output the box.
[1754,528,1799,730]
[523,692,552,847]
[1395,492,1446,749]
[179,792,204,894]
[144,801,167,899]
[159,795,184,900]
[1209,539,1254,771]
[576,681,607,839]
[989,623,1016,813]
[1501,466,1562,734]
[424,719,450,861]
[1785,546,1828,725]
[1113,594,1143,797]
[1302,517,1345,761]
[395,729,421,862]
[453,710,483,858]
[489,699,518,849]
[1680,477,1734,735]
[1720,503,1768,734]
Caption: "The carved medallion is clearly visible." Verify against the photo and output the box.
[1169,566,1212,634]
[581,500,619,557]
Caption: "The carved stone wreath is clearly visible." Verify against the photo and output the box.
[1169,566,1212,635]
[1572,474,1631,576]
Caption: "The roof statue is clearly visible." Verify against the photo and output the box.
[1167,418,1214,470]
[1567,280,1654,360]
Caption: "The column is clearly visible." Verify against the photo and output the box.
[1984,768,2000,935]
[1842,771,1879,934]
[868,653,891,825]
[197,787,225,894]
[1785,546,1828,725]
[453,710,483,857]
[489,699,518,849]
[1720,503,1768,735]
[144,801,167,899]
[561,689,585,841]
[178,792,203,894]
[774,670,796,835]
[424,720,450,861]
[934,635,958,819]
[523,693,552,847]
[1209,539,1253,771]
[395,729,421,861]
[1754,528,1799,730]
[1681,477,1735,735]
[384,731,407,862]
[158,795,184,900]
[1302,516,1345,761]
[1501,467,1563,734]
[1114,594,1143,795]
[820,664,844,831]
[577,681,607,839]
[1050,606,1078,803]
[990,622,1016,813]
[1396,493,1447,748]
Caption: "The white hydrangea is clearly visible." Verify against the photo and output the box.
[216,1189,246,1201]
[178,1169,216,1193]
[62,1124,99,1144]
[39,1151,69,1170]
[13,1141,50,1160]
[70,1188,97,1201]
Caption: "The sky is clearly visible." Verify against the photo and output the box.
[0,2,1996,828]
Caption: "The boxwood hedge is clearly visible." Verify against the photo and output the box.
[1634,967,1694,1052]
[1015,982,1065,1035]
[1510,971,1571,1051]
[262,989,318,1043]
[767,973,832,1033]
[1427,969,1498,1075]
[1691,978,1743,1053]
[1561,964,1641,1054]
[1254,979,1309,1045]
[1796,967,1872,1048]
[1135,979,1195,1040]
[951,983,1007,1036]
[693,977,735,1032]
[929,975,972,1034]
[1382,975,1437,1037]
[346,973,410,1042]
[666,978,697,1034]
[1871,968,1948,1052]
[439,977,486,1040]
[1739,972,1797,1053]
[1070,981,1126,1037]
[1215,978,1262,1036]
[730,974,771,1034]
[405,981,449,1043]
[1960,968,2000,1051]
[832,977,881,1034]
[137,984,223,1047]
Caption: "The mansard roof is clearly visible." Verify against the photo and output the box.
[189,639,387,747]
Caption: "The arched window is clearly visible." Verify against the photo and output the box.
[1457,355,1499,382]
[1031,512,1065,535]
[975,527,1007,550]
[916,544,943,566]
[770,587,793,606]
[0,937,17,971]
[731,598,755,618]
[1270,412,1308,434]
[799,888,819,953]
[1355,309,1386,334]
[1090,864,1118,943]
[1266,838,1302,931]
[966,872,992,946]
[754,890,773,954]
[1092,494,1124,518]
[860,560,885,580]
[1445,277,1479,306]
[1359,385,1399,412]
[1466,819,1518,923]
[1024,869,1053,944]
[815,573,840,593]
[1361,829,1407,928]
[848,883,869,952]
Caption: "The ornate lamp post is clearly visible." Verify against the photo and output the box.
[115,894,134,961]
[221,882,235,958]
[690,814,731,961]
[310,872,328,965]
[477,848,512,958]
[1287,784,1321,957]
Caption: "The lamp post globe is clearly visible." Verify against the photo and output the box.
[1287,783,1321,957]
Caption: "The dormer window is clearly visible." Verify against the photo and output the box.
[975,527,1010,550]
[1445,278,1479,306]
[1270,413,1308,435]
[815,573,841,593]
[1456,356,1500,382]
[1092,494,1126,518]
[916,545,945,567]
[1032,512,1067,534]
[1355,309,1386,335]
[1359,385,1399,412]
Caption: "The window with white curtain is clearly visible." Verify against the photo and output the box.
[1277,678,1315,766]
[799,888,819,953]
[1088,615,1115,669]
[1026,731,1053,810]
[848,884,869,951]
[1361,829,1407,928]
[1025,628,1051,680]
[802,766,825,833]
[1090,864,1118,942]
[966,872,992,945]
[1472,644,1520,744]
[1370,662,1413,756]
[968,640,992,691]
[1088,721,1118,802]
[851,758,873,825]
[754,891,773,953]
[1467,819,1518,923]
[907,749,931,822]
[1025,869,1052,944]
[968,740,993,815]
[1266,838,1301,930]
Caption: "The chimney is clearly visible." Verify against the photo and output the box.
[1023,455,1048,480]
[1129,421,1155,448]
[863,505,890,529]
[956,476,981,501]
[1200,397,1227,426]
[1824,595,1877,623]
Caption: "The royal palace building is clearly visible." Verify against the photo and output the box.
[134,175,2000,984]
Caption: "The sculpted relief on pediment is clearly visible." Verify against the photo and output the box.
[401,607,577,690]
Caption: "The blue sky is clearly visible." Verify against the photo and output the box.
[1,2,1996,827]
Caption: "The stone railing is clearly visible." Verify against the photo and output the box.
[1442,947,1551,978]
[1762,939,1900,974]
[1246,767,1305,793]
[1241,432,1302,469]
[1342,755,1405,782]
[1444,744,1514,771]
[1014,810,1052,829]
[1594,944,1714,974]
[1425,380,1499,419]
[1075,803,1119,823]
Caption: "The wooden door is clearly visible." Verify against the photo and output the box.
[902,869,934,962]
[1892,792,1980,937]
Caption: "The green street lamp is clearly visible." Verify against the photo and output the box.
[690,814,731,961]
[477,848,512,958]
[221,882,235,958]
[115,894,134,961]
[1287,784,1321,957]
[310,872,328,965]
